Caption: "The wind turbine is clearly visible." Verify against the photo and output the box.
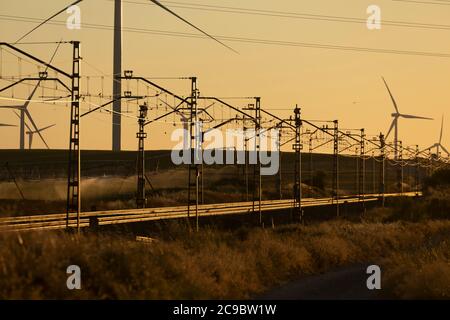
[13,111,55,149]
[0,84,50,149]
[422,115,449,157]
[382,77,433,159]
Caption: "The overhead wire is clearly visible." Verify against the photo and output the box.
[121,0,450,31]
[2,15,450,58]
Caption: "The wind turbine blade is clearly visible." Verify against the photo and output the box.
[22,82,41,110]
[399,114,433,120]
[15,0,83,43]
[382,77,399,113]
[0,123,17,127]
[24,109,49,149]
[13,110,32,131]
[439,115,444,144]
[37,124,56,133]
[385,120,395,139]
[149,0,238,54]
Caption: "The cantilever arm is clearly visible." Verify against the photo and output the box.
[0,78,71,94]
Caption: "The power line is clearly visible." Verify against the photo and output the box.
[392,0,450,5]
[121,0,450,31]
[149,0,238,54]
[15,0,84,43]
[2,15,450,58]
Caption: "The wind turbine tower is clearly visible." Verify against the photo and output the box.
[112,0,122,151]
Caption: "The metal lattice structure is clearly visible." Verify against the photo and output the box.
[293,106,302,221]
[66,41,81,231]
[136,103,148,209]
[188,77,200,231]
[333,120,340,216]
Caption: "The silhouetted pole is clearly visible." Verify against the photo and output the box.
[293,105,303,221]
[372,151,376,194]
[379,133,386,207]
[399,140,404,195]
[359,129,365,196]
[333,120,339,217]
[360,129,366,211]
[20,108,25,150]
[112,0,122,151]
[187,77,200,232]
[278,128,282,200]
[355,147,359,197]
[309,135,313,197]
[66,41,81,232]
[415,145,420,195]
[136,103,148,208]
[251,97,262,224]
[244,124,249,201]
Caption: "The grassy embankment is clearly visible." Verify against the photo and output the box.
[0,185,449,299]
[0,169,448,299]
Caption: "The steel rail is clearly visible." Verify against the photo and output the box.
[0,192,419,233]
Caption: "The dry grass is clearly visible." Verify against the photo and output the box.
[0,219,449,300]
[382,235,450,299]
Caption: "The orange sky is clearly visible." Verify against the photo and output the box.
[0,0,449,152]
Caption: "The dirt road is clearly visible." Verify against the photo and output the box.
[259,264,382,300]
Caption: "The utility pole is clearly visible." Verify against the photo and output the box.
[360,129,366,202]
[112,0,122,151]
[399,140,404,195]
[293,105,303,221]
[251,97,262,224]
[66,41,81,232]
[359,129,366,212]
[243,120,249,202]
[309,134,313,197]
[188,77,200,232]
[278,127,282,200]
[199,120,204,205]
[355,147,359,197]
[20,107,25,150]
[136,103,148,208]
[333,120,339,217]
[415,145,420,195]
[372,151,376,195]
[379,133,386,207]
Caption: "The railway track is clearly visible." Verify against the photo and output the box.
[0,192,419,233]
